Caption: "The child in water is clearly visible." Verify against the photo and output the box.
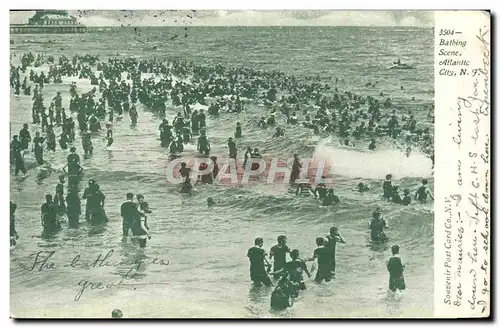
[401,189,411,206]
[105,123,113,147]
[387,245,406,294]
[405,147,412,157]
[357,182,369,193]
[382,174,393,201]
[234,122,242,138]
[415,179,434,203]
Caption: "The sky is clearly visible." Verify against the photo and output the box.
[10,10,434,27]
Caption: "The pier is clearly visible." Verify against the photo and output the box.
[10,10,86,34]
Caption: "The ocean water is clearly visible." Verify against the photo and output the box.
[10,26,434,318]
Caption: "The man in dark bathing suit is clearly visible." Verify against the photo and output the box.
[308,237,332,283]
[82,180,96,221]
[11,136,27,176]
[19,123,31,150]
[227,137,237,160]
[269,235,290,276]
[179,162,191,183]
[324,227,346,276]
[32,131,45,165]
[66,186,81,228]
[131,194,151,248]
[387,245,406,293]
[121,192,140,237]
[283,249,311,291]
[41,194,61,234]
[415,179,433,203]
[290,154,301,185]
[247,237,272,287]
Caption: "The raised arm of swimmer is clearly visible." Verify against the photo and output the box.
[427,188,434,201]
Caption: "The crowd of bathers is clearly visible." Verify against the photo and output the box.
[10,51,433,246]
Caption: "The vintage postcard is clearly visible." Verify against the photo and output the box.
[8,10,490,319]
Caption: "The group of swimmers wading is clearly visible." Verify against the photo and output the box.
[121,193,152,248]
[248,228,349,309]
[249,228,406,309]
[10,51,426,308]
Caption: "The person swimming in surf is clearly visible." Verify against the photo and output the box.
[415,179,433,203]
[82,179,97,221]
[401,189,411,206]
[382,174,393,201]
[269,235,290,274]
[121,192,140,237]
[88,183,107,225]
[130,205,151,248]
[67,146,80,164]
[198,161,213,184]
[82,132,93,157]
[271,249,311,295]
[290,154,301,185]
[54,175,66,215]
[387,245,406,293]
[369,208,388,242]
[211,156,219,180]
[19,123,31,150]
[179,162,191,183]
[368,139,376,151]
[250,148,262,171]
[272,126,285,138]
[105,123,113,147]
[284,249,311,290]
[322,188,340,206]
[66,186,81,228]
[391,186,402,204]
[357,182,370,193]
[11,136,27,176]
[247,237,272,287]
[137,194,152,214]
[197,131,211,155]
[228,137,237,160]
[243,146,252,169]
[159,119,173,147]
[314,180,328,201]
[234,122,242,138]
[32,131,45,165]
[41,194,61,234]
[308,237,332,283]
[405,147,412,157]
[257,116,267,128]
[324,227,346,275]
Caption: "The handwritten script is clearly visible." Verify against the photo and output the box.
[19,249,170,302]
[438,12,490,318]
